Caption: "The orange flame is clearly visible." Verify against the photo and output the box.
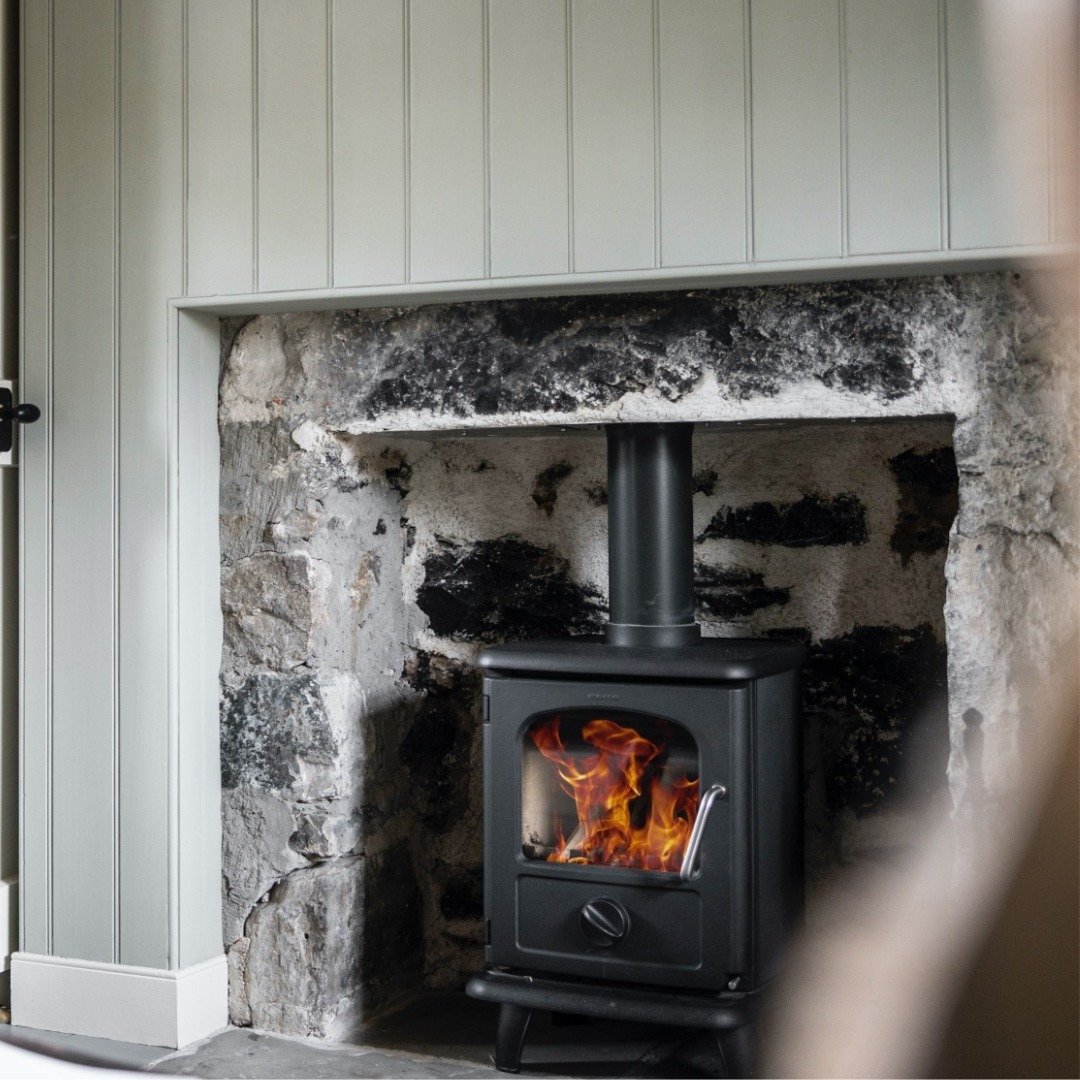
[530,716,700,872]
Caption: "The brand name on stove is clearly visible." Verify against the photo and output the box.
[586,693,620,701]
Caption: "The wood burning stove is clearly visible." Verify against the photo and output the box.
[467,425,805,1077]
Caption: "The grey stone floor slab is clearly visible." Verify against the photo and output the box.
[151,1027,504,1079]
[149,993,724,1078]
[353,994,695,1076]
[0,1023,172,1069]
[0,991,726,1077]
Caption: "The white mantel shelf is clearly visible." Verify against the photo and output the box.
[181,245,1073,317]
[16,0,1078,1050]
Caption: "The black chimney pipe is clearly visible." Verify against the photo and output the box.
[604,423,700,648]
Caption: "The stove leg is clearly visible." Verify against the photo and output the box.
[494,1003,532,1073]
[715,1019,759,1079]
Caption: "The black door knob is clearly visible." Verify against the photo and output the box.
[0,402,41,423]
[580,897,630,947]
[0,391,41,455]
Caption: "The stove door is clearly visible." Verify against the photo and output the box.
[521,708,700,874]
[484,676,748,991]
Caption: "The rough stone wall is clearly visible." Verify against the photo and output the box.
[218,272,1076,1039]
[219,406,424,1037]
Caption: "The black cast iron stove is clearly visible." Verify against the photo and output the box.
[466,424,805,1077]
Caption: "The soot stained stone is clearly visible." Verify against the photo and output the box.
[889,446,959,564]
[794,624,948,815]
[417,535,606,642]
[361,842,424,990]
[383,461,413,498]
[583,482,607,507]
[693,469,719,496]
[694,564,791,619]
[328,294,707,418]
[531,461,576,515]
[700,494,869,548]
[319,277,957,422]
[438,864,484,921]
[334,474,365,494]
[221,674,338,792]
[400,652,480,834]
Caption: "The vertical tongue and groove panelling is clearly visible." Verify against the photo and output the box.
[180,0,1065,301]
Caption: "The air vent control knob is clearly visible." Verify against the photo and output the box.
[580,897,630,947]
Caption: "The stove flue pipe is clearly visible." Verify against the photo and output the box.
[604,422,701,648]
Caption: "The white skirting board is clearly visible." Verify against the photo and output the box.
[10,952,228,1048]
[0,877,17,971]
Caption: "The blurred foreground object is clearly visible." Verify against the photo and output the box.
[767,649,1078,1078]
[767,1,1079,1076]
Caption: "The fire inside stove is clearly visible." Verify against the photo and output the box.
[521,709,700,873]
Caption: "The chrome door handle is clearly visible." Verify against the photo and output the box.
[679,783,726,882]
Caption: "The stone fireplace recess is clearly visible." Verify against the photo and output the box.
[218,273,1076,1046]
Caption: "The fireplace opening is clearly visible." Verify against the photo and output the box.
[218,280,970,1053]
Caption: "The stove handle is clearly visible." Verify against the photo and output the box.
[679,783,727,882]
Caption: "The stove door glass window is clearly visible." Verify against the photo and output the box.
[521,709,700,874]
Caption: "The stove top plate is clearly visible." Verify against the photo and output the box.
[479,636,806,682]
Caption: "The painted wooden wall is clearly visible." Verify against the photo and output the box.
[187,0,1070,297]
[0,0,17,997]
[19,0,1075,978]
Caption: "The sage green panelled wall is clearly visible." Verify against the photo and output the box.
[1,0,18,992]
[176,0,1072,298]
[22,0,186,969]
[19,0,1074,973]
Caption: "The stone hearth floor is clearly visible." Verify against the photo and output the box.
[152,993,727,1078]
[0,991,730,1077]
